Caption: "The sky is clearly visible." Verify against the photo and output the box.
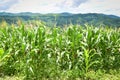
[0,0,120,16]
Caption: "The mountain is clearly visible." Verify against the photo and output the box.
[0,12,120,27]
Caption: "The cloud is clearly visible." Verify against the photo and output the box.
[0,0,19,11]
[71,0,88,7]
[7,0,62,13]
[69,0,120,16]
[1,0,120,16]
[56,0,88,8]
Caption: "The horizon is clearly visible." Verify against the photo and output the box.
[0,0,120,16]
[0,12,120,17]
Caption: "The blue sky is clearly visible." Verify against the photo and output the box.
[0,0,120,16]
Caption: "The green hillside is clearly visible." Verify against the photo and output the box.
[0,12,120,27]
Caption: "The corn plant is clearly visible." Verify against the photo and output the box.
[0,23,120,79]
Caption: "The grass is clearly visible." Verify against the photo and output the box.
[0,23,120,80]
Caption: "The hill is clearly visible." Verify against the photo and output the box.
[0,12,120,27]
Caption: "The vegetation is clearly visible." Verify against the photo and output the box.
[0,12,120,27]
[0,22,120,80]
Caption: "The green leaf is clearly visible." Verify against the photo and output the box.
[0,48,4,57]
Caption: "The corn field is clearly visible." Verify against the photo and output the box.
[0,24,120,80]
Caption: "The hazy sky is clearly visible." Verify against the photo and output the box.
[0,0,120,16]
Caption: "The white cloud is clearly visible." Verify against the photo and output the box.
[56,0,88,8]
[0,0,19,11]
[66,0,120,16]
[7,0,63,13]
[1,0,120,16]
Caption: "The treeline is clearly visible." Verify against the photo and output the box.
[0,12,120,27]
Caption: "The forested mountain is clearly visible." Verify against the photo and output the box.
[0,12,120,27]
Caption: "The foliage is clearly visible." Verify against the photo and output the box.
[0,23,120,79]
[0,12,120,27]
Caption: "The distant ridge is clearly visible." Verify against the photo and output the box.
[0,12,120,27]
